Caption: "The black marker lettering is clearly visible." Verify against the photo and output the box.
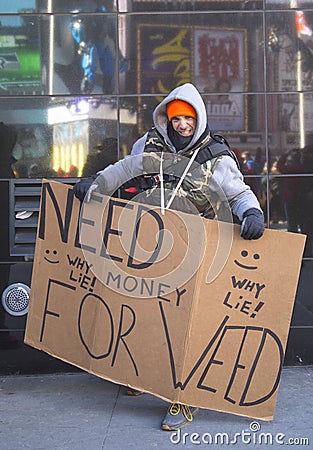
[100,199,134,262]
[40,279,76,342]
[78,293,114,359]
[111,304,138,376]
[159,301,229,390]
[127,205,164,269]
[38,182,75,243]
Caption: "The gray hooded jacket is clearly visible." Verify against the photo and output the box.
[95,83,261,220]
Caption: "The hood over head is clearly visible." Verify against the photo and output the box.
[152,83,209,152]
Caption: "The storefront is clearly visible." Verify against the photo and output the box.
[0,0,312,373]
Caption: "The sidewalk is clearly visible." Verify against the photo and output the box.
[0,366,312,449]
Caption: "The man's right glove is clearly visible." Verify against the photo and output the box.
[73,174,98,202]
[240,208,264,240]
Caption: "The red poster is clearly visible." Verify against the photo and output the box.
[194,28,247,131]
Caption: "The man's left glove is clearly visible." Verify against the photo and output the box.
[240,208,264,240]
[73,174,98,202]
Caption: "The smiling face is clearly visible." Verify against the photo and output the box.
[171,116,197,137]
[44,249,59,264]
[234,250,260,270]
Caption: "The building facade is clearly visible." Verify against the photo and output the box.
[0,0,313,374]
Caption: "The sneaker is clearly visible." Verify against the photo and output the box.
[125,388,144,396]
[161,403,199,431]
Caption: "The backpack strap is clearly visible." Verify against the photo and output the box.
[195,133,240,169]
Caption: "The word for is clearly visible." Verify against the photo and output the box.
[39,279,283,407]
[39,279,139,376]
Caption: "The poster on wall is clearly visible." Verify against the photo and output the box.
[137,24,247,132]
[138,24,191,96]
[194,28,247,131]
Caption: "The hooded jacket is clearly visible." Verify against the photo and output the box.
[95,83,261,221]
[153,82,208,152]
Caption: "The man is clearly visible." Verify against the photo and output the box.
[74,82,264,430]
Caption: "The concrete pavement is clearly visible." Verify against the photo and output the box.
[0,366,312,449]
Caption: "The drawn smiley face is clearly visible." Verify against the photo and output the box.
[234,250,260,270]
[44,249,60,264]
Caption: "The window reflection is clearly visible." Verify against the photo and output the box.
[36,0,116,13]
[240,148,265,203]
[263,146,313,256]
[129,0,263,12]
[0,0,37,14]
[266,10,313,94]
[130,12,263,95]
[0,97,124,179]
[0,122,17,178]
[81,137,118,177]
[0,15,40,95]
[0,0,312,256]
[41,11,127,95]
[266,0,313,9]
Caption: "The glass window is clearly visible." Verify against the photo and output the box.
[0,97,119,180]
[0,15,40,95]
[119,93,267,152]
[267,93,313,168]
[126,0,263,13]
[266,0,313,9]
[118,97,141,156]
[37,0,116,13]
[1,0,116,14]
[266,10,313,93]
[203,93,261,134]
[123,12,264,95]
[0,0,37,13]
[41,13,121,95]
[265,168,313,250]
[292,261,313,327]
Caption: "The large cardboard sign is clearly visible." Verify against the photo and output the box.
[25,180,306,421]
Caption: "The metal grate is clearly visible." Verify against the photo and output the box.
[2,283,30,316]
[9,179,77,257]
[9,179,42,257]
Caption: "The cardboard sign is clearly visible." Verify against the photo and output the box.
[25,180,306,421]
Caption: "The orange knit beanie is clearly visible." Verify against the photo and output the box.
[166,100,197,121]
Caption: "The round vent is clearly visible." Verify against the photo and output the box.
[2,283,30,316]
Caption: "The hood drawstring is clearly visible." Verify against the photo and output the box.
[160,151,165,215]
[164,147,201,211]
[159,133,211,214]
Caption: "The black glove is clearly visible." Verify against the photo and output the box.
[73,174,97,202]
[240,208,264,240]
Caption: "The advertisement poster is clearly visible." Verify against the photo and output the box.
[194,28,247,131]
[137,24,247,131]
[138,24,191,96]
